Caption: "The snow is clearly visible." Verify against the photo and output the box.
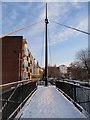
[16,85,86,118]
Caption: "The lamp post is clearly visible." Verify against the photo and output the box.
[13,50,22,81]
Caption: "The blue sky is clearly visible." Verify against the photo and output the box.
[2,2,88,67]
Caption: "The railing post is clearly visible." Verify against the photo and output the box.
[74,85,77,102]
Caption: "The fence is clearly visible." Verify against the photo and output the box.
[56,80,90,117]
[0,80,37,119]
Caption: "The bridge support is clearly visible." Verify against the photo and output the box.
[45,3,49,86]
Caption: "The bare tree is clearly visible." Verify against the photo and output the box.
[68,62,86,81]
[76,49,90,80]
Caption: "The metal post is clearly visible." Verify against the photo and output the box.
[19,53,23,108]
[45,3,49,86]
[74,85,77,102]
[18,53,21,81]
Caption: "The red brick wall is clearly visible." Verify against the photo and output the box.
[2,36,23,85]
[48,66,60,78]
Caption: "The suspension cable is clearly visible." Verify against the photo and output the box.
[48,26,52,66]
[50,20,89,35]
[40,26,45,67]
[0,20,44,39]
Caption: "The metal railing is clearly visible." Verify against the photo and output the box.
[56,80,90,117]
[0,80,37,119]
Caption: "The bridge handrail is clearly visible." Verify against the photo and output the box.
[56,80,90,116]
[57,80,90,90]
[0,79,37,88]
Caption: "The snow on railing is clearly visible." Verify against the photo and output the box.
[56,80,90,118]
[1,80,37,119]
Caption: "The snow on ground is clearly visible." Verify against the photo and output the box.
[16,85,86,118]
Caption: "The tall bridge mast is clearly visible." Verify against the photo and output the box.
[45,3,49,86]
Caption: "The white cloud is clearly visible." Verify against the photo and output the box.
[71,2,82,9]
[11,9,18,21]
[50,16,88,45]
[2,4,19,32]
[48,3,68,20]
[77,17,88,31]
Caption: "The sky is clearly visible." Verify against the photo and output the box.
[1,2,88,67]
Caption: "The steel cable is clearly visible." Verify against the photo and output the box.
[50,20,89,35]
[0,20,44,39]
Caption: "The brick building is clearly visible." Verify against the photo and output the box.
[48,65,60,78]
[1,36,35,85]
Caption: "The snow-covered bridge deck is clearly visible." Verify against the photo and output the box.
[16,85,86,118]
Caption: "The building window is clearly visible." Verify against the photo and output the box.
[26,67,28,72]
[28,63,30,67]
[29,53,30,57]
[30,60,32,64]
[30,69,32,73]
[27,56,28,61]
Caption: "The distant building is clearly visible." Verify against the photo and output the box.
[1,36,35,86]
[59,65,67,78]
[33,62,44,80]
[48,65,60,78]
[59,65,67,74]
